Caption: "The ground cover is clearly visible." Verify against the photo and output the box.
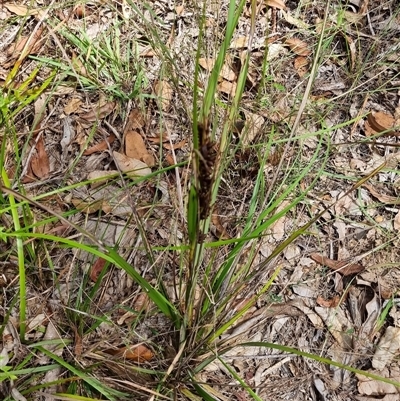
[0,0,400,400]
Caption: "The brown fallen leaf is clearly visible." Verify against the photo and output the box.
[310,253,364,276]
[3,3,40,16]
[266,0,287,10]
[366,111,396,136]
[154,80,173,112]
[285,37,311,56]
[71,198,105,214]
[90,257,107,282]
[363,183,400,204]
[113,151,152,178]
[165,153,175,166]
[316,295,341,308]
[104,344,154,362]
[217,80,237,96]
[294,56,309,77]
[79,101,116,122]
[211,214,230,239]
[163,139,187,150]
[199,58,237,81]
[83,133,115,155]
[124,131,155,166]
[7,27,45,60]
[30,135,50,179]
[147,132,170,144]
[125,108,145,131]
[87,170,119,188]
[230,36,249,49]
[71,52,88,77]
[64,98,83,115]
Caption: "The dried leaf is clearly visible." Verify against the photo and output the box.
[3,3,40,16]
[71,53,88,77]
[104,344,154,362]
[32,94,46,134]
[64,98,83,115]
[230,36,249,49]
[7,27,45,59]
[163,138,187,150]
[394,210,400,231]
[285,37,311,56]
[294,56,309,77]
[125,131,155,166]
[217,80,237,96]
[165,153,175,165]
[154,80,173,111]
[281,10,310,29]
[372,327,400,370]
[90,257,107,282]
[266,0,286,10]
[241,111,264,146]
[175,5,184,15]
[30,136,50,179]
[367,111,396,136]
[211,214,230,239]
[363,184,400,204]
[310,253,364,276]
[198,58,237,81]
[79,101,116,122]
[316,295,341,308]
[113,151,151,178]
[87,170,119,188]
[83,133,115,155]
[125,108,145,131]
[71,198,104,214]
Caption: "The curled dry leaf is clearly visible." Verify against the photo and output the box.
[363,183,400,204]
[79,101,116,122]
[3,3,40,16]
[83,133,115,155]
[113,151,151,178]
[7,27,45,59]
[154,80,173,111]
[30,135,50,179]
[310,253,364,276]
[90,258,107,282]
[211,214,230,239]
[294,56,309,77]
[163,138,187,150]
[372,326,400,370]
[125,108,145,131]
[64,98,83,115]
[104,344,154,362]
[266,0,286,10]
[217,80,237,96]
[198,58,237,81]
[241,111,264,146]
[285,37,311,56]
[365,111,396,136]
[316,295,341,308]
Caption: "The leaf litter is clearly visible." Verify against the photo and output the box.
[1,0,400,400]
